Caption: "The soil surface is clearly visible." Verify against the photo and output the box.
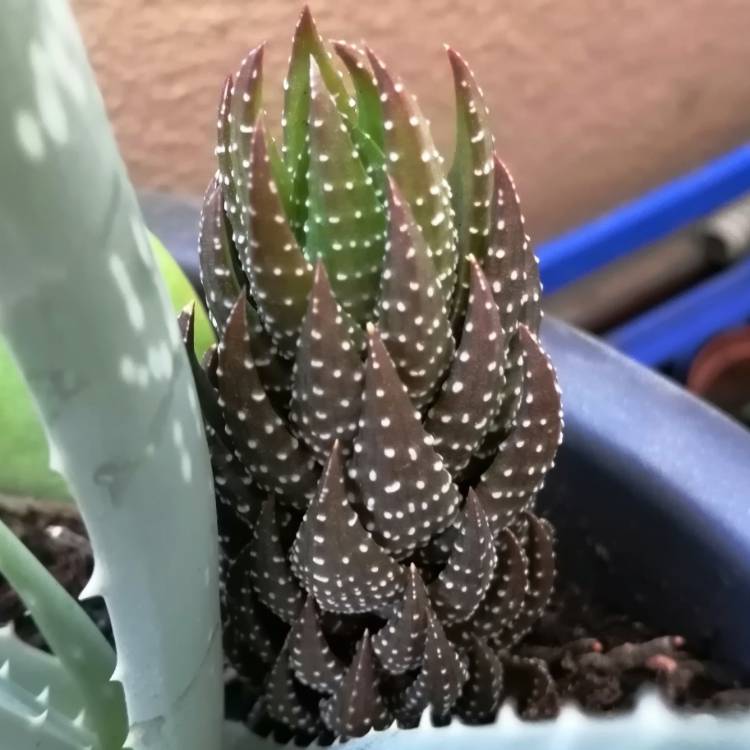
[0,500,110,647]
[2,501,748,718]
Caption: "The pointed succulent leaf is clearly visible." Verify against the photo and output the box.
[288,597,346,693]
[378,179,454,407]
[482,156,539,333]
[429,491,497,625]
[290,263,364,460]
[290,443,406,613]
[283,7,355,172]
[247,499,305,623]
[305,63,387,322]
[473,331,525,461]
[177,303,225,430]
[425,257,507,472]
[475,326,563,532]
[223,547,280,676]
[216,75,239,217]
[217,298,319,508]
[334,41,384,149]
[455,636,503,723]
[198,176,246,333]
[179,304,260,538]
[447,47,495,320]
[320,633,390,738]
[351,327,461,556]
[265,644,321,734]
[504,513,556,644]
[460,528,529,644]
[366,48,457,295]
[266,131,295,221]
[502,654,559,719]
[372,565,429,674]
[399,609,468,722]
[228,44,264,208]
[245,121,314,357]
[283,8,355,238]
[243,299,294,413]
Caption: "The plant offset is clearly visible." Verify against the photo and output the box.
[182,7,563,741]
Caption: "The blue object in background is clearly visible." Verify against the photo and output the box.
[538,142,750,294]
[537,143,750,368]
[606,256,750,369]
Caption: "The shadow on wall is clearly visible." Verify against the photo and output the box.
[72,0,750,239]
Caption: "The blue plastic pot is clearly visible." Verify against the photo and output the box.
[142,193,750,746]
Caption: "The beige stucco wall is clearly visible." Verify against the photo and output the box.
[72,0,750,239]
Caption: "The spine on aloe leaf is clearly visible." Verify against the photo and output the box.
[184,6,563,742]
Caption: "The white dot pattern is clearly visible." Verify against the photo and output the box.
[455,636,504,723]
[265,643,322,733]
[305,62,387,323]
[457,527,528,646]
[290,262,364,460]
[429,491,497,626]
[351,327,461,557]
[247,498,304,623]
[475,326,563,535]
[378,178,455,407]
[398,608,468,724]
[497,513,556,647]
[320,633,391,737]
[366,48,458,298]
[446,47,495,321]
[197,177,246,335]
[425,257,507,473]
[288,596,346,693]
[290,443,406,613]
[372,565,429,674]
[244,122,313,358]
[217,298,319,509]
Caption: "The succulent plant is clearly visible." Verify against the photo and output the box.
[182,7,564,741]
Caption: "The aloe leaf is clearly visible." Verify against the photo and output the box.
[378,178,454,407]
[283,7,354,171]
[447,47,495,320]
[0,625,84,718]
[198,176,247,334]
[306,62,387,321]
[244,120,313,357]
[334,41,384,149]
[0,3,222,750]
[0,519,123,746]
[228,45,264,207]
[283,8,355,239]
[0,696,91,750]
[366,48,458,296]
[0,672,96,748]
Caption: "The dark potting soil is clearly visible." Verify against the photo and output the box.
[0,501,111,647]
[2,502,748,721]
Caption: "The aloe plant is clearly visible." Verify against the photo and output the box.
[189,7,563,741]
[0,2,221,749]
[1,2,750,750]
